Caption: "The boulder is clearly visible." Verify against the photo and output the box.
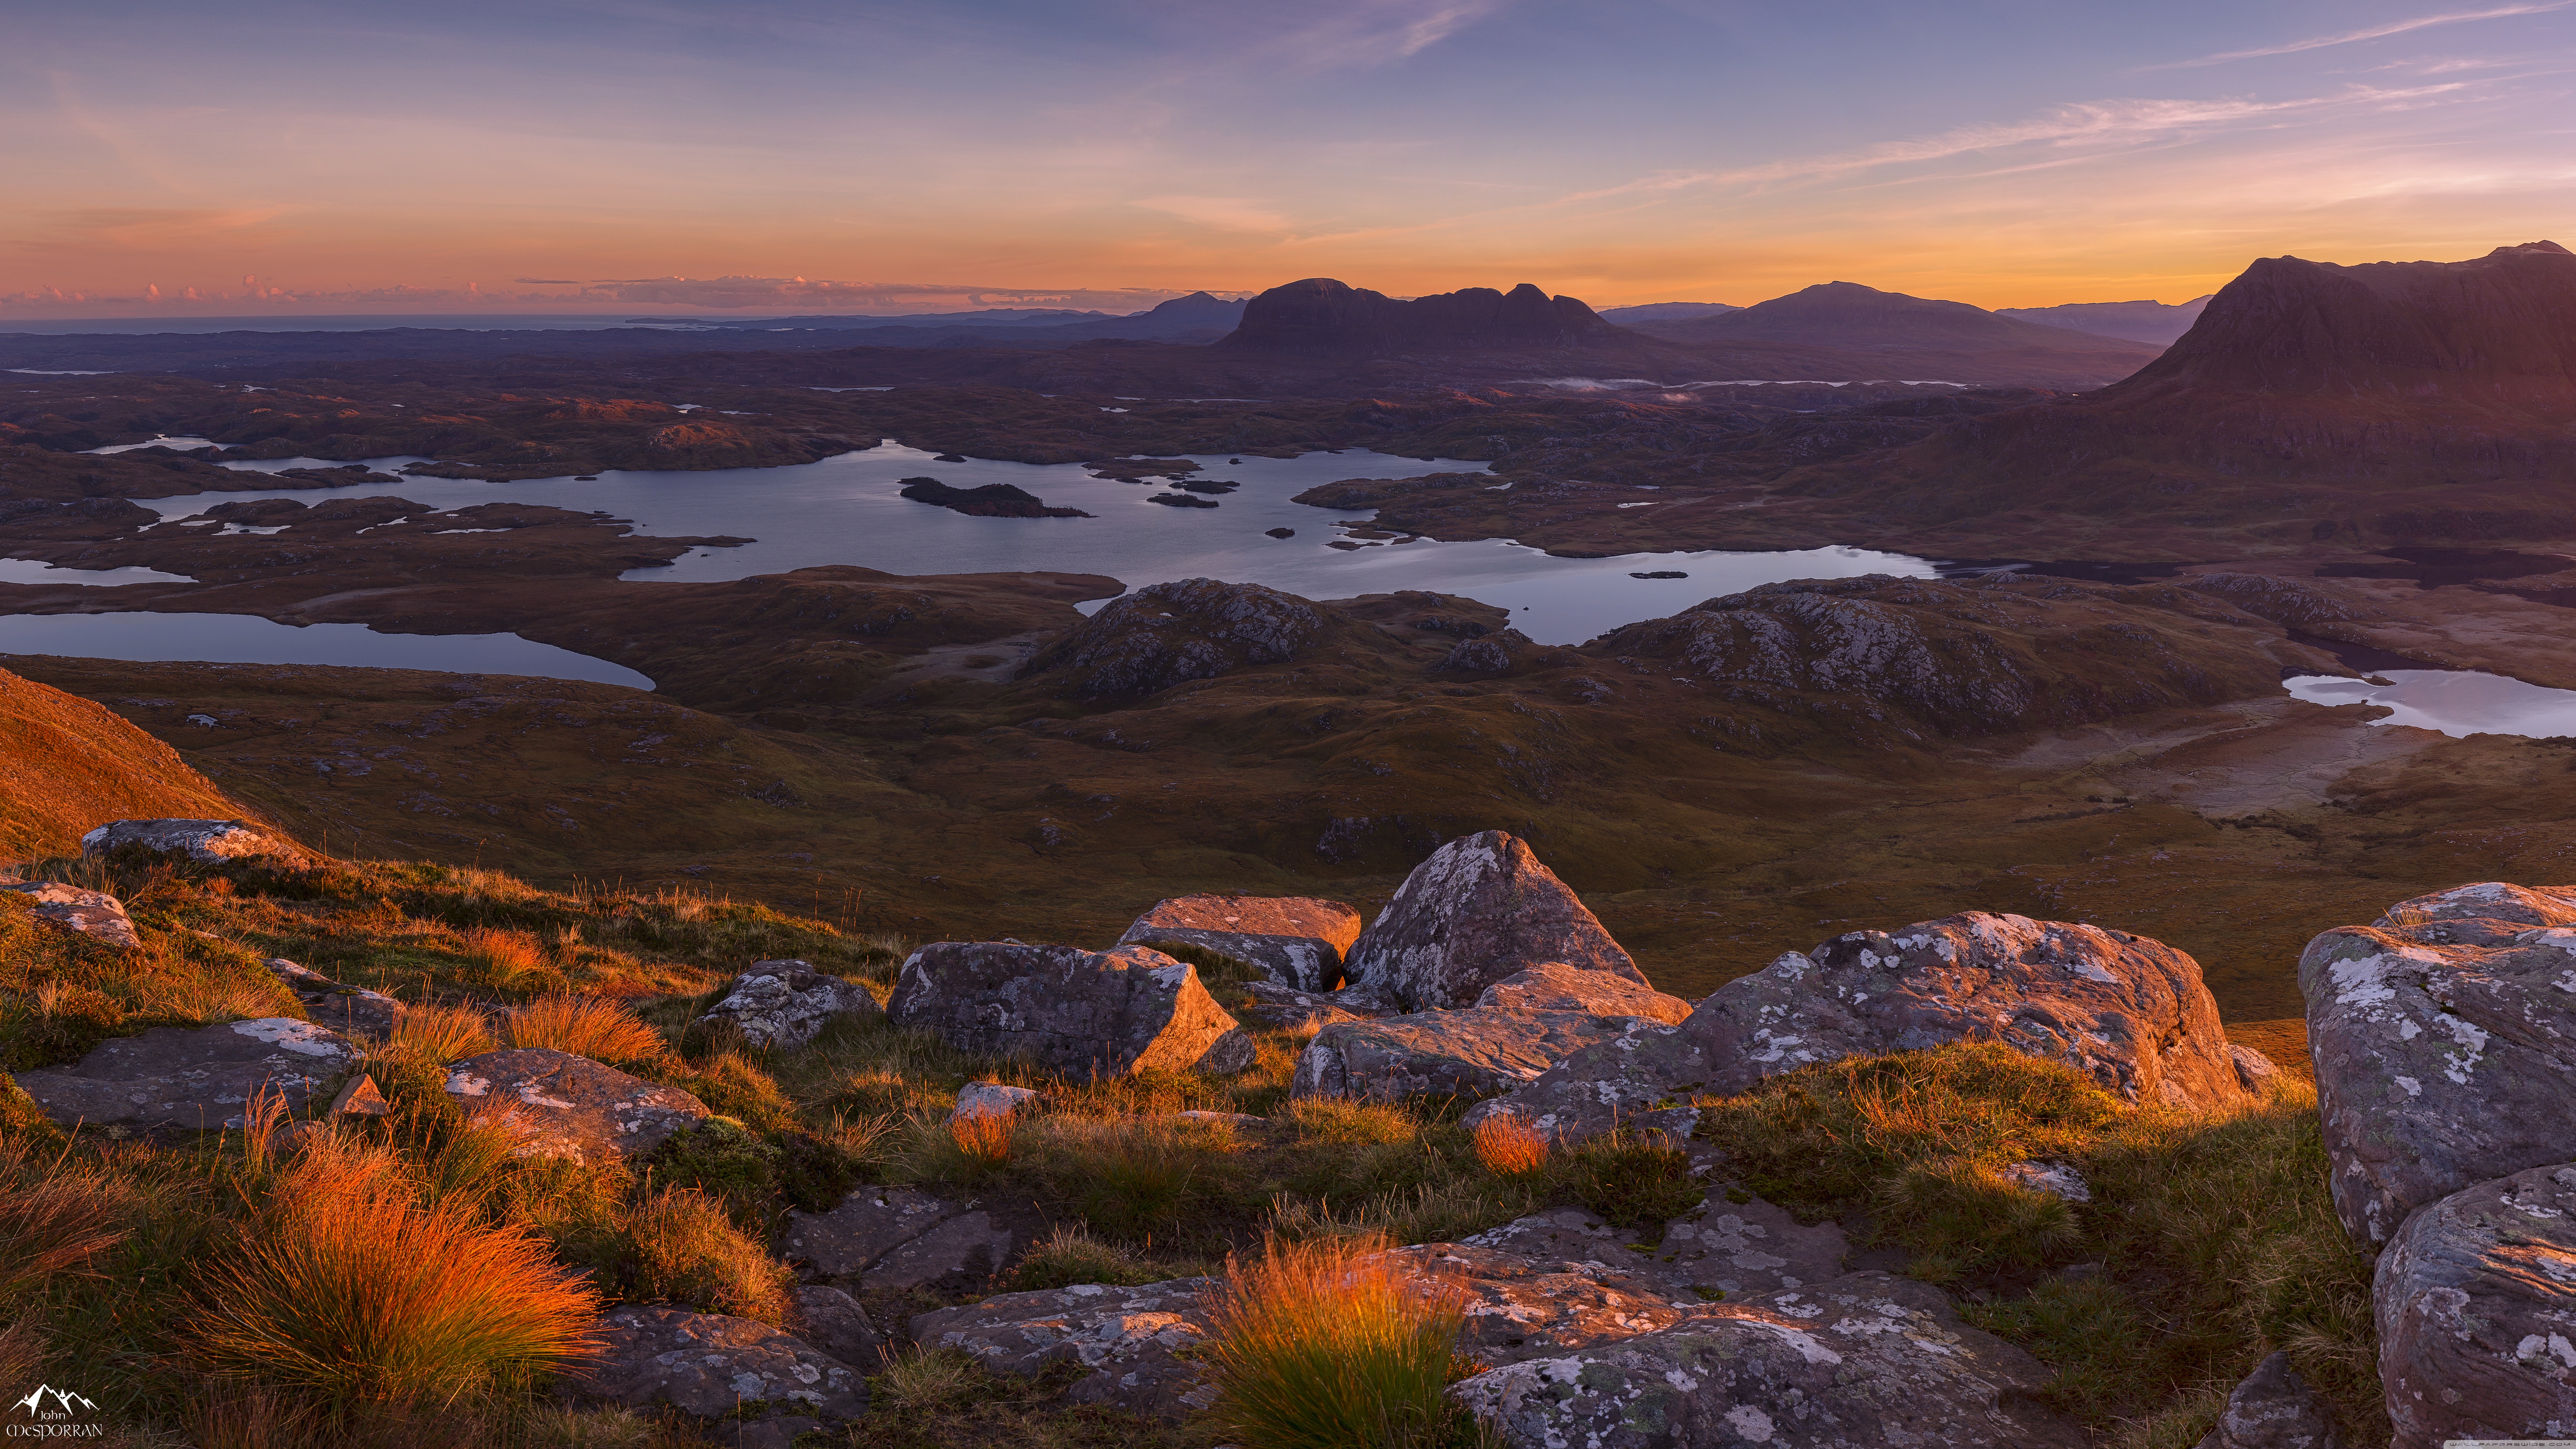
[2375,1161,2576,1449]
[788,1285,883,1367]
[1450,1271,2085,1448]
[1457,1192,1849,1302]
[698,960,881,1050]
[1459,1018,1715,1146]
[2230,1044,2284,1093]
[1343,830,1645,1011]
[263,957,400,1039]
[562,1306,867,1421]
[887,941,1254,1077]
[2192,1350,2345,1449]
[81,817,299,866]
[862,1210,1014,1290]
[910,1278,1221,1419]
[2302,881,2576,1245]
[951,1082,1039,1121]
[11,1018,356,1132]
[2,881,140,950]
[440,1048,709,1163]
[1229,979,1385,1032]
[1115,893,1363,992]
[1474,962,1692,1024]
[1290,1008,1656,1103]
[778,1186,963,1280]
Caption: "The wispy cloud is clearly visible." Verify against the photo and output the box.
[1131,195,1294,232]
[2144,1,2576,69]
[1266,0,1503,68]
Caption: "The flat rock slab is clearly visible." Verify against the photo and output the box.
[887,941,1252,1077]
[1344,830,1646,1011]
[778,1186,961,1280]
[699,960,881,1050]
[83,817,299,865]
[1462,1193,1850,1301]
[863,1210,1014,1290]
[2376,1160,2576,1449]
[441,1047,708,1163]
[911,1278,1221,1419]
[1451,1271,2086,1448]
[1388,1243,1720,1360]
[1460,1019,1716,1145]
[1117,893,1363,992]
[789,1285,883,1368]
[263,957,399,1040]
[2302,881,2576,1245]
[1475,962,1692,1024]
[1291,1007,1655,1102]
[3,881,140,950]
[565,1306,867,1420]
[12,1018,355,1131]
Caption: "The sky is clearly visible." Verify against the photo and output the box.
[4,0,2573,320]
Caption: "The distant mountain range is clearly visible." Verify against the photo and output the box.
[1595,302,1741,324]
[1994,298,2211,345]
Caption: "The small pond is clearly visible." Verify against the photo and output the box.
[2284,670,2576,740]
[0,558,195,586]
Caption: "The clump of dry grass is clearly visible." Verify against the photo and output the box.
[1021,1113,1243,1240]
[949,1110,1015,1168]
[1007,1222,1177,1290]
[457,926,548,987]
[190,1134,601,1407]
[1202,1233,1479,1449]
[0,1147,126,1387]
[618,1187,791,1324]
[388,1003,495,1063]
[505,995,666,1066]
[1470,1114,1548,1177]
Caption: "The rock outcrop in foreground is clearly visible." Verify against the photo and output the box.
[14,1018,356,1132]
[2375,1162,2576,1448]
[887,941,1253,1076]
[440,1047,710,1162]
[1116,893,1361,992]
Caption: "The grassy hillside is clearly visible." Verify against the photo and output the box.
[0,665,251,862]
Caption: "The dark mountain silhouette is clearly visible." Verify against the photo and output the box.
[1216,278,1618,355]
[1632,281,2153,354]
[1996,298,2211,345]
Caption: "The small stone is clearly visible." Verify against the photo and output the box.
[698,960,881,1050]
[2000,1161,2092,1202]
[789,1284,883,1366]
[329,1074,389,1117]
[2191,1350,2344,1449]
[2230,1043,2283,1093]
[1,881,141,950]
[951,1082,1039,1121]
[81,818,300,866]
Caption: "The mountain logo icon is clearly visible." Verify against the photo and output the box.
[10,1384,99,1415]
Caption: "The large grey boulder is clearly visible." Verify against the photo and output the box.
[563,1306,867,1420]
[776,1184,1010,1289]
[11,1018,356,1132]
[1468,911,2245,1145]
[1116,893,1362,992]
[1474,962,1692,1023]
[887,941,1254,1076]
[440,1048,708,1163]
[264,957,400,1039]
[2302,881,2576,1245]
[2375,1161,2576,1449]
[1449,1271,2086,1447]
[1290,1008,1655,1103]
[1343,830,1646,1011]
[2,881,141,950]
[81,818,300,865]
[2192,1350,2344,1449]
[910,1278,1222,1419]
[698,960,880,1050]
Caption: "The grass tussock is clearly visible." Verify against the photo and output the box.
[190,1134,602,1408]
[389,1002,496,1063]
[610,1187,792,1324]
[1203,1233,1484,1449]
[459,927,554,992]
[1007,1223,1185,1291]
[1692,1041,2382,1444]
[1468,1115,1547,1177]
[950,1110,1017,1169]
[505,994,668,1066]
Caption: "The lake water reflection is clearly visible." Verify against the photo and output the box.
[2284,669,2576,739]
[0,612,653,689]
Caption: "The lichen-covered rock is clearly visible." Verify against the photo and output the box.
[1116,893,1363,992]
[564,1306,867,1420]
[2301,881,2576,1245]
[779,1186,961,1279]
[951,1082,1039,1121]
[1474,962,1692,1024]
[1450,1271,2086,1448]
[80,817,300,865]
[1460,1018,1714,1146]
[1230,979,1383,1031]
[2375,1161,2576,1449]
[1290,1008,1649,1103]
[2000,1162,2092,1202]
[698,960,880,1050]
[887,941,1254,1076]
[264,957,400,1039]
[2,881,140,950]
[1344,830,1645,1011]
[2192,1350,2345,1449]
[440,1048,708,1163]
[1017,578,1329,699]
[10,1018,356,1132]
[910,1279,1220,1419]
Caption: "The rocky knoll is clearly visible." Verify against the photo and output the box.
[83,816,299,866]
[1593,574,2330,741]
[1015,577,1338,700]
[2302,881,2576,1244]
[1342,829,1646,1011]
[1628,279,2161,390]
[1217,278,1619,356]
[887,941,1253,1076]
[1468,908,2251,1144]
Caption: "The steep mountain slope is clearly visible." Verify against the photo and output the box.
[0,665,253,860]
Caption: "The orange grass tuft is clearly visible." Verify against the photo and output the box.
[504,994,666,1065]
[949,1110,1015,1168]
[1470,1114,1549,1177]
[1202,1233,1477,1449]
[387,1003,495,1064]
[456,927,546,987]
[192,1134,601,1406]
